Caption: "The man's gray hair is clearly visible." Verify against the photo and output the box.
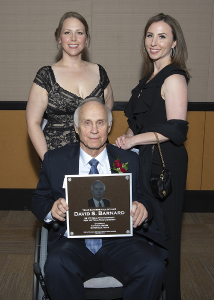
[91,180,106,192]
[74,97,113,128]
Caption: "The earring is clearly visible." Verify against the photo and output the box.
[144,47,147,55]
[171,47,175,58]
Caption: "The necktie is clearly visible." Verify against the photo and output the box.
[88,158,99,174]
[85,158,102,254]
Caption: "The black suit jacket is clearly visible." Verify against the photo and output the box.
[32,143,168,259]
[88,198,110,207]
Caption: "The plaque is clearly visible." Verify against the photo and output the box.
[64,174,133,238]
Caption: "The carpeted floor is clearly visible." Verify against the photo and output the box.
[180,213,214,299]
[0,211,213,300]
[0,211,41,300]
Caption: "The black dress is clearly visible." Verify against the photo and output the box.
[125,64,189,300]
[33,64,110,150]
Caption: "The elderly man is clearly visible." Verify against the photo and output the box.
[32,97,168,300]
[88,180,110,207]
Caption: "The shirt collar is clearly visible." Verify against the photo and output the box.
[80,147,107,167]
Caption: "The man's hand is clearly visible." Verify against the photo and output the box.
[51,198,69,222]
[131,201,148,228]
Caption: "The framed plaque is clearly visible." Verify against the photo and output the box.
[64,173,133,238]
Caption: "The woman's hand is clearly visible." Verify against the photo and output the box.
[115,134,134,150]
[115,128,134,149]
[115,134,126,148]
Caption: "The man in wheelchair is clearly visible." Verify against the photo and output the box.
[32,98,168,300]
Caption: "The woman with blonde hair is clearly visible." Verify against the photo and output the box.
[26,12,114,162]
[116,13,190,300]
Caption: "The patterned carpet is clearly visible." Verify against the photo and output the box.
[0,211,213,300]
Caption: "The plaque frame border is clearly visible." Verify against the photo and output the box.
[64,173,133,238]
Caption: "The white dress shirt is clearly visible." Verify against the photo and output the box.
[79,147,111,175]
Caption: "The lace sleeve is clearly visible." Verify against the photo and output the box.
[98,64,110,90]
[33,66,52,93]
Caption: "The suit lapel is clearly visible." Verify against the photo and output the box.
[106,144,119,174]
[65,144,80,175]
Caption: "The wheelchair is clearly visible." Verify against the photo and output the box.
[33,224,166,300]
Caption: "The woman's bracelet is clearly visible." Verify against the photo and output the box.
[126,134,133,137]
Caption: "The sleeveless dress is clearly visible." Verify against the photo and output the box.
[125,64,189,300]
[33,64,110,150]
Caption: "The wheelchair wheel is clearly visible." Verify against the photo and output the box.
[33,226,49,300]
[33,228,41,300]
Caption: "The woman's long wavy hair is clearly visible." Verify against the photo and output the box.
[142,13,190,81]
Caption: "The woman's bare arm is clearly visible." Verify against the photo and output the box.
[104,83,114,111]
[26,83,48,161]
[163,74,188,120]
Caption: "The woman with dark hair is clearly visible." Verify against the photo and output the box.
[116,13,190,300]
[26,12,114,161]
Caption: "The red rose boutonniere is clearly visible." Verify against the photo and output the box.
[111,155,129,173]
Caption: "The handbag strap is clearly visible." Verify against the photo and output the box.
[153,132,165,169]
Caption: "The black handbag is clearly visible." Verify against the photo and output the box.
[149,132,172,200]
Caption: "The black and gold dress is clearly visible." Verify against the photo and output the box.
[33,64,110,150]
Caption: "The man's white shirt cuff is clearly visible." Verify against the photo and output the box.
[44,211,54,223]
